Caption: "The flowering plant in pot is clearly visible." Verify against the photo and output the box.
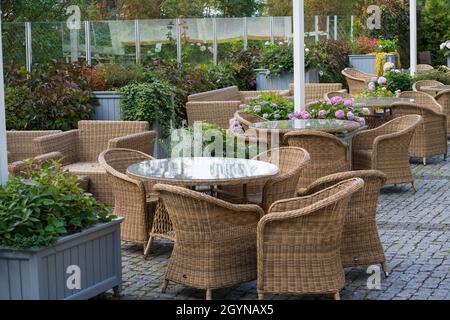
[307,97,366,125]
[440,40,450,66]
[356,76,395,98]
[243,93,294,121]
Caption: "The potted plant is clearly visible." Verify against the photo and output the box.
[307,98,366,125]
[242,93,295,121]
[349,37,399,75]
[256,41,320,90]
[440,40,450,67]
[355,76,396,98]
[0,162,122,300]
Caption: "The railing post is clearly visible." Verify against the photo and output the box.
[326,16,330,40]
[213,18,218,66]
[350,15,354,42]
[84,21,91,66]
[334,16,338,41]
[243,17,248,50]
[176,18,182,65]
[25,22,32,72]
[314,16,319,42]
[269,16,274,44]
[134,19,141,64]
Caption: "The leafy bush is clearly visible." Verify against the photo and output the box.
[119,78,176,136]
[313,40,351,85]
[0,162,114,249]
[87,63,147,91]
[243,93,294,120]
[376,37,399,53]
[5,62,97,131]
[413,68,450,85]
[385,70,413,92]
[352,36,381,54]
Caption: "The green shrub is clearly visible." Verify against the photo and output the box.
[385,70,413,92]
[5,62,97,131]
[0,162,114,249]
[414,69,450,85]
[119,79,176,136]
[376,37,399,54]
[89,63,147,91]
[313,40,351,85]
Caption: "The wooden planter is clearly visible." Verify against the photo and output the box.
[256,69,319,91]
[349,54,397,75]
[0,218,123,300]
[92,91,122,121]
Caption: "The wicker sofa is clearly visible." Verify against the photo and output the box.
[186,86,289,128]
[7,130,62,175]
[34,121,156,205]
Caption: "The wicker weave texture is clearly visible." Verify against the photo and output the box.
[413,80,444,97]
[435,90,450,135]
[342,68,374,95]
[288,83,344,103]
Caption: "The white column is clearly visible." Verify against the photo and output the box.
[410,0,417,75]
[293,0,306,112]
[0,10,9,185]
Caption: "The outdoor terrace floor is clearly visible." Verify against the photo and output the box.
[103,146,450,300]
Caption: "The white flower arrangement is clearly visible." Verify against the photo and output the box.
[440,40,450,57]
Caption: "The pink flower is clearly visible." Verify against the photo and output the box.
[371,77,378,82]
[344,99,353,108]
[347,111,355,121]
[356,116,366,125]
[335,109,345,119]
[368,82,376,92]
[378,77,387,85]
[301,112,311,120]
[330,96,344,105]
[318,109,327,118]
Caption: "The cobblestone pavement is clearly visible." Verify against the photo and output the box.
[104,150,450,301]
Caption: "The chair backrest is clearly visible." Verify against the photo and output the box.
[435,89,450,108]
[7,130,61,163]
[398,91,443,113]
[416,64,434,72]
[288,83,343,102]
[413,80,444,92]
[283,130,349,189]
[324,91,352,101]
[187,86,241,102]
[381,114,423,135]
[342,68,374,82]
[78,120,149,162]
[254,147,310,211]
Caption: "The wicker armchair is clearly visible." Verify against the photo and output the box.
[413,80,444,97]
[154,184,264,300]
[34,121,156,205]
[391,92,448,164]
[416,64,434,72]
[283,130,350,189]
[352,115,423,189]
[435,89,450,135]
[99,149,157,255]
[342,68,374,95]
[257,178,364,300]
[297,170,389,275]
[186,86,288,128]
[288,83,345,103]
[6,130,62,175]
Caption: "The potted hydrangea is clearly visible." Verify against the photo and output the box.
[440,40,450,67]
[242,93,294,121]
[356,76,396,98]
[307,97,366,125]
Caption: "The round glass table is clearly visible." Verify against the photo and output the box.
[250,119,361,134]
[353,97,415,109]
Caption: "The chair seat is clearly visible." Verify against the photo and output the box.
[63,162,106,174]
[246,193,263,207]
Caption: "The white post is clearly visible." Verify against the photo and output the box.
[84,21,91,65]
[135,19,141,64]
[314,16,319,42]
[176,18,182,65]
[410,0,417,75]
[0,9,9,185]
[269,16,274,44]
[293,0,306,112]
[334,16,338,41]
[350,16,354,42]
[243,17,248,50]
[25,22,32,72]
[213,18,218,66]
[326,16,330,40]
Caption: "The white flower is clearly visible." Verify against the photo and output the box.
[200,46,206,52]
[447,42,450,50]
[305,48,310,53]
[383,62,395,72]
[279,41,284,46]
[265,41,271,46]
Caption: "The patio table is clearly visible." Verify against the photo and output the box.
[127,157,279,242]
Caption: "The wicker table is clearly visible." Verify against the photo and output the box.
[127,157,279,244]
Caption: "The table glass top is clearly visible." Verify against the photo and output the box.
[127,157,279,182]
[353,97,415,107]
[250,119,360,132]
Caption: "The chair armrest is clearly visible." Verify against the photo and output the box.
[34,130,78,165]
[8,152,64,176]
[108,131,157,156]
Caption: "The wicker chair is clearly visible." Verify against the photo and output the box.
[234,110,267,131]
[155,184,264,300]
[186,86,288,128]
[297,170,389,275]
[391,92,448,164]
[435,89,450,135]
[283,130,350,189]
[413,80,444,97]
[99,149,157,256]
[416,64,434,72]
[6,130,62,175]
[288,83,345,103]
[352,115,423,189]
[342,68,374,95]
[257,178,364,300]
[34,121,156,205]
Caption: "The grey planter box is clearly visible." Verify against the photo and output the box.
[447,56,450,68]
[92,91,122,121]
[349,54,397,75]
[256,69,319,91]
[0,218,123,300]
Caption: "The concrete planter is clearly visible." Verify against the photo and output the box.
[256,69,319,91]
[447,56,450,68]
[0,218,123,300]
[349,54,397,75]
[92,91,122,121]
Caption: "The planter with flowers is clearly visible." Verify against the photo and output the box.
[256,41,319,90]
[242,93,295,121]
[356,76,395,98]
[440,40,450,67]
[307,97,366,126]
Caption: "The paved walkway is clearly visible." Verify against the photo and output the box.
[106,150,450,300]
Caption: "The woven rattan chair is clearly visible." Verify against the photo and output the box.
[186,86,288,128]
[435,89,450,135]
[392,92,448,164]
[416,64,434,72]
[99,149,158,255]
[283,130,350,189]
[154,184,264,300]
[352,115,423,189]
[34,120,156,205]
[288,83,345,103]
[6,130,62,175]
[297,170,389,276]
[342,68,374,95]
[413,80,444,97]
[257,178,364,300]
